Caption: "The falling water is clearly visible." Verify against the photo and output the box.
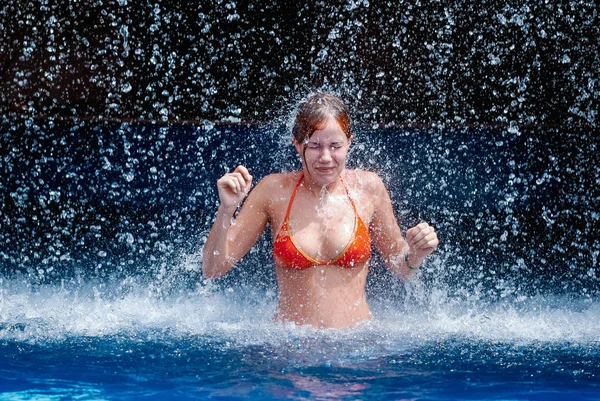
[1,1,599,399]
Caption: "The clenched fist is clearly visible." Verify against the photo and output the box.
[217,165,253,209]
[406,222,439,260]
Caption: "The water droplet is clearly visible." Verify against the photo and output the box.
[102,157,112,170]
[123,171,135,182]
[507,121,520,134]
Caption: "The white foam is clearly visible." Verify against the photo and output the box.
[1,276,598,346]
[374,297,600,344]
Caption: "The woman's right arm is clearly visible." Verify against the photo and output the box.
[202,165,270,278]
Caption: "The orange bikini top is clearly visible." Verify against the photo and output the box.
[273,174,371,270]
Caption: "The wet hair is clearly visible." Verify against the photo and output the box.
[292,92,352,143]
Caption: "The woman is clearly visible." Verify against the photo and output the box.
[202,92,439,329]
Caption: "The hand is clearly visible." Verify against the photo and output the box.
[216,165,253,209]
[406,222,439,261]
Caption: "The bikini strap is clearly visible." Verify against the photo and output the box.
[282,173,305,222]
[339,176,359,213]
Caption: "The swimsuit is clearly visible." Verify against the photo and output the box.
[273,174,371,270]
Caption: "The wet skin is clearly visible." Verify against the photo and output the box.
[202,117,439,328]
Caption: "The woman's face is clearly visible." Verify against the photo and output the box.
[293,117,351,187]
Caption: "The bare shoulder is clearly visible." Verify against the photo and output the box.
[254,171,301,193]
[249,171,301,207]
[344,169,387,195]
[342,170,389,222]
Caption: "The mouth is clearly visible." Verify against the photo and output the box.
[315,166,335,173]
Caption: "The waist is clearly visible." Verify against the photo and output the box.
[274,265,371,328]
[275,295,372,329]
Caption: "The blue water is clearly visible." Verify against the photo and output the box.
[1,279,599,400]
[2,121,599,398]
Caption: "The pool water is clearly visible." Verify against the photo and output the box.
[2,121,599,399]
[1,279,598,400]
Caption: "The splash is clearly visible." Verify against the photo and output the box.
[1,271,598,348]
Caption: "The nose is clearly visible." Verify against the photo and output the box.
[318,147,333,162]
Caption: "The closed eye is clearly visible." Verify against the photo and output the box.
[304,141,346,150]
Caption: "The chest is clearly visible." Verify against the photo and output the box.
[273,187,371,262]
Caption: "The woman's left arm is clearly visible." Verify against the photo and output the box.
[367,173,439,279]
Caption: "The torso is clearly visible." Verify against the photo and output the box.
[263,170,378,328]
[273,173,371,270]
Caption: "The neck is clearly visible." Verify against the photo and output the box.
[301,171,344,197]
